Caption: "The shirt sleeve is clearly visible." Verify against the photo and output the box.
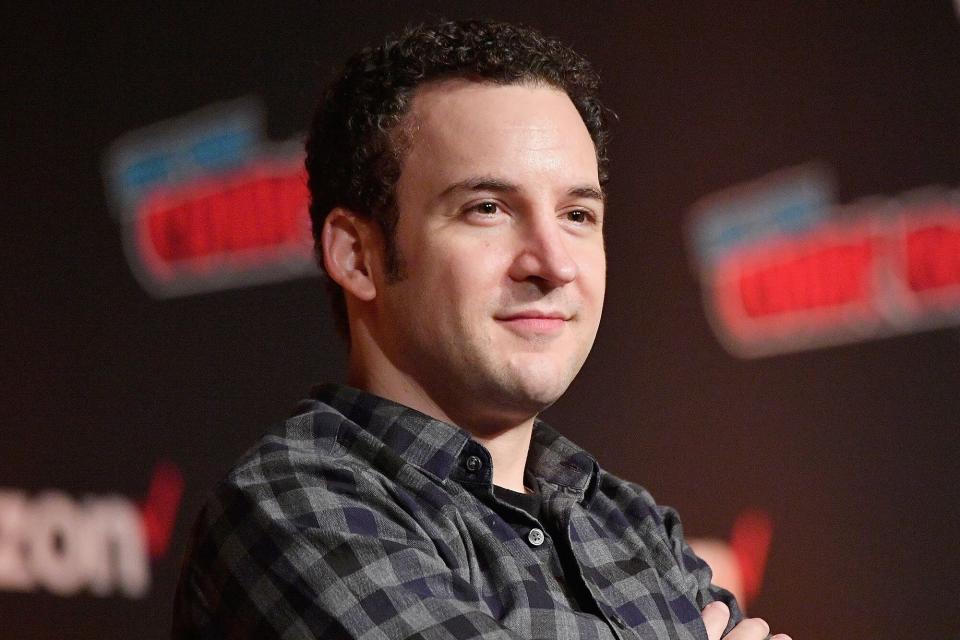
[657,504,746,638]
[172,461,531,640]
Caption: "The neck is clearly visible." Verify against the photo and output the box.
[470,421,535,492]
[347,323,534,493]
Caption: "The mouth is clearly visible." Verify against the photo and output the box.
[495,311,571,335]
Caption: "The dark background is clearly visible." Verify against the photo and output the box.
[2,2,958,638]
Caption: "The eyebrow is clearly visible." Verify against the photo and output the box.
[438,177,518,199]
[567,185,605,202]
[438,177,605,202]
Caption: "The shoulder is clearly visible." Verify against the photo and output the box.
[229,404,346,485]
[591,468,702,568]
[206,403,415,535]
[188,400,457,553]
[593,467,668,525]
[172,408,408,636]
[173,398,474,636]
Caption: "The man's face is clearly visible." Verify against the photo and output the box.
[373,79,606,428]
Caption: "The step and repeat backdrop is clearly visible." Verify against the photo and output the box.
[3,2,958,638]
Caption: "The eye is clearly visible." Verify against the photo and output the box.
[563,209,594,225]
[473,201,499,215]
[462,200,506,224]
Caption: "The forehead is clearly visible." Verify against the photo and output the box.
[398,79,600,192]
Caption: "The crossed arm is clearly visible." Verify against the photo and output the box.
[174,468,789,639]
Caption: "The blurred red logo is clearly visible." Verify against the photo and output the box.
[688,166,960,357]
[103,98,315,298]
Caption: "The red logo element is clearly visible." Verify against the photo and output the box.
[736,238,876,318]
[702,195,960,356]
[903,212,960,299]
[689,166,960,357]
[728,509,773,606]
[710,220,883,348]
[135,160,312,286]
[104,98,317,298]
[140,460,185,559]
[688,508,773,609]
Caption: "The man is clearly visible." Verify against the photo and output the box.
[173,20,788,640]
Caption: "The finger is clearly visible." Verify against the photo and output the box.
[700,601,730,640]
[726,617,770,639]
[770,635,792,640]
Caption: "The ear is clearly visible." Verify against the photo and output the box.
[321,208,379,302]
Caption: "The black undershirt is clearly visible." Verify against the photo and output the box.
[492,485,600,617]
[492,484,543,520]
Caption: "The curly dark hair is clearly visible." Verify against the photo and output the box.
[305,19,611,338]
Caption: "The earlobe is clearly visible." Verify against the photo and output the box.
[321,208,378,301]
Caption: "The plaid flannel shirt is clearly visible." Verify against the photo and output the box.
[173,384,742,639]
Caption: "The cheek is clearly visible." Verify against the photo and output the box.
[430,241,507,296]
[579,248,607,302]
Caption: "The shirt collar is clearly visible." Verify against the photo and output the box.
[309,383,599,503]
[528,418,600,503]
[310,383,470,482]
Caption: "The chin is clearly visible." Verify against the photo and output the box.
[497,363,576,412]
[459,369,571,432]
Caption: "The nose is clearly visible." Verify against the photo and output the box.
[508,213,578,287]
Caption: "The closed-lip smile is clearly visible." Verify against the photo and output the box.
[495,310,571,334]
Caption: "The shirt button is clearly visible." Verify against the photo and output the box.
[527,528,545,546]
[465,455,482,472]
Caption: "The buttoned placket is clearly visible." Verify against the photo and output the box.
[468,474,593,613]
[492,485,631,639]
[551,496,639,640]
[489,490,579,604]
[454,442,635,639]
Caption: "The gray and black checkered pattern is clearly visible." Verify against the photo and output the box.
[173,384,742,639]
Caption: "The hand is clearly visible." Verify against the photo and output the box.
[701,601,791,640]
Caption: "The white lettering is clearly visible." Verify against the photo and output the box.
[0,489,151,598]
[80,497,149,597]
[25,492,85,596]
[0,491,34,591]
